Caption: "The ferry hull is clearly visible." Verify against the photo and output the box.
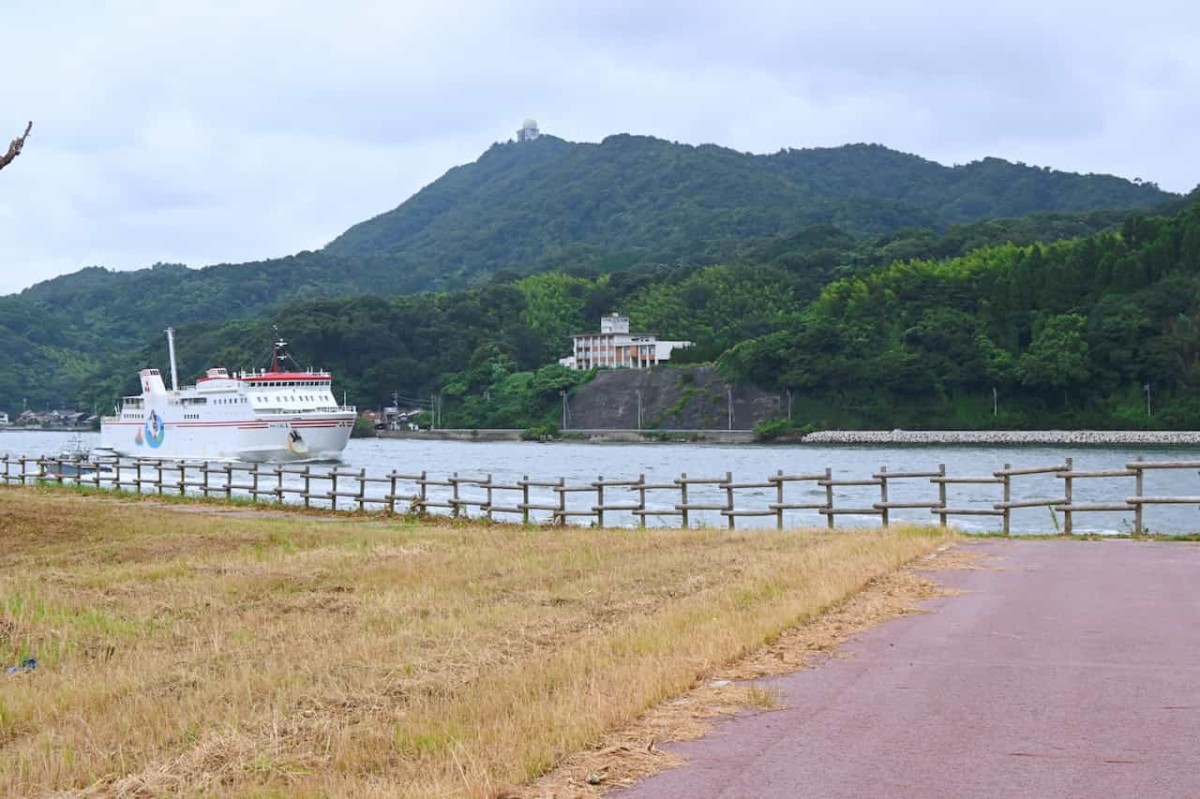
[99,414,355,462]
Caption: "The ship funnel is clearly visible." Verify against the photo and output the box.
[139,368,168,395]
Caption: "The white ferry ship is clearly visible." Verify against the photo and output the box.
[99,329,356,462]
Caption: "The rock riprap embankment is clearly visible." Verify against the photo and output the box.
[801,430,1200,445]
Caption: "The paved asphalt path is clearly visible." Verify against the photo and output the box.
[617,539,1200,799]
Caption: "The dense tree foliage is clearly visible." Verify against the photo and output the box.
[720,203,1200,428]
[56,200,1200,432]
[8,205,1146,419]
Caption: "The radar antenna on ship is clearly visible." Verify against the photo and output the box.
[265,327,303,373]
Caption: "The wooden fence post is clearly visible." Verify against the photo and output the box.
[556,477,566,526]
[1063,457,1073,536]
[775,469,784,530]
[937,464,947,527]
[596,476,605,528]
[521,475,530,525]
[725,471,735,530]
[485,474,494,522]
[1001,463,1011,536]
[824,467,834,529]
[1134,456,1144,534]
[879,465,889,528]
[679,473,689,528]
[636,474,646,529]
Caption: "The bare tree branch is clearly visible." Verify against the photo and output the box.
[0,121,33,171]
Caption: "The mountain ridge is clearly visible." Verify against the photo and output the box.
[322,134,1173,288]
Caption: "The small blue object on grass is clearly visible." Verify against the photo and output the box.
[5,658,37,675]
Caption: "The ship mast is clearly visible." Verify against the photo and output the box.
[165,327,179,392]
[271,335,287,373]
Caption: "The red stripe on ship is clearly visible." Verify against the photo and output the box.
[171,421,268,428]
[111,419,344,428]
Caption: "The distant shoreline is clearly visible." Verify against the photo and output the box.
[799,430,1200,446]
[371,428,1200,446]
[7,427,1198,447]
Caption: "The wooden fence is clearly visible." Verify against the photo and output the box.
[2,453,1197,535]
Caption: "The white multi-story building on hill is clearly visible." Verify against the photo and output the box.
[559,314,693,371]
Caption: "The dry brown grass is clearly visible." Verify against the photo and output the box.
[0,486,948,798]
[515,547,972,797]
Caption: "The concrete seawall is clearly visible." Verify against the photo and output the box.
[375,429,757,444]
[375,429,1200,446]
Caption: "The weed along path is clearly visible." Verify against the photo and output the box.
[614,539,1200,799]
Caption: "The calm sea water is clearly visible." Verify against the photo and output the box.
[5,429,1200,534]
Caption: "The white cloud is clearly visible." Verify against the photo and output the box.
[1,0,1197,295]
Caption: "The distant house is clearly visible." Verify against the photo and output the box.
[0,411,9,425]
[559,313,693,371]
[15,409,88,427]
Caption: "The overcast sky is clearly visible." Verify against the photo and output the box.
[2,0,1197,296]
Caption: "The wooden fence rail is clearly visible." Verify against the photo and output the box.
[1,452,1196,535]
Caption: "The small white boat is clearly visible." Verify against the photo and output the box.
[98,329,356,462]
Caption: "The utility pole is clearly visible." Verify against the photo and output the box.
[992,386,998,417]
[430,394,442,430]
[560,390,568,430]
[1144,383,1151,417]
[636,389,643,430]
[785,389,793,422]
[726,385,733,430]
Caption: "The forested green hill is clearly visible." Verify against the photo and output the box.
[0,132,1188,423]
[326,136,1173,287]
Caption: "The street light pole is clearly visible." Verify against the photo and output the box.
[1144,383,1151,417]
[726,385,733,430]
[636,389,643,431]
[560,390,568,430]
